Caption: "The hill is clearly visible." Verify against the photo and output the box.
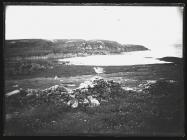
[158,57,183,64]
[5,39,148,58]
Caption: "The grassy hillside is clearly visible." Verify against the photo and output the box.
[4,63,184,136]
[4,39,148,59]
[4,39,184,136]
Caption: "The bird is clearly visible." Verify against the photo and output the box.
[93,67,105,76]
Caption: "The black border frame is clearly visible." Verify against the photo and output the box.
[1,2,186,138]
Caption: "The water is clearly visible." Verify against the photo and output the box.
[58,51,168,66]
[58,44,182,66]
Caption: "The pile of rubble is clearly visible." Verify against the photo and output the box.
[7,77,178,110]
[70,76,124,108]
[6,76,124,109]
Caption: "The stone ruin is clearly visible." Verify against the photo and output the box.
[6,76,124,109]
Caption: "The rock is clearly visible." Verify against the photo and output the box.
[73,77,123,107]
[42,85,69,93]
[12,84,19,88]
[10,77,124,109]
[87,96,100,107]
[80,88,88,93]
[54,76,59,80]
[167,80,176,83]
[67,99,79,108]
[79,80,95,89]
[83,98,89,104]
[26,88,38,94]
[146,80,157,84]
[26,92,34,97]
[50,85,59,91]
[100,99,108,102]
[6,89,20,97]
[122,87,136,91]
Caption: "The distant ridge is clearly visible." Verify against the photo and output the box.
[158,57,183,64]
[5,39,148,58]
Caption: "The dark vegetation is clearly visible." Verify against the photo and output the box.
[5,59,54,76]
[4,60,184,136]
[5,61,183,81]
[158,57,183,64]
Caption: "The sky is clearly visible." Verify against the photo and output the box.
[5,6,183,53]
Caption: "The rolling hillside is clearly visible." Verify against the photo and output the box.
[5,39,148,58]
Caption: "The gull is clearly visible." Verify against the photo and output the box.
[93,67,105,76]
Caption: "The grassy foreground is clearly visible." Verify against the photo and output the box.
[4,60,184,136]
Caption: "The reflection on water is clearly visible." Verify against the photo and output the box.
[59,44,182,66]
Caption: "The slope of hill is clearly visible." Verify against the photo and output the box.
[122,44,150,52]
[158,57,183,64]
[5,39,148,58]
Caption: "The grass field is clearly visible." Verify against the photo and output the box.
[3,58,184,136]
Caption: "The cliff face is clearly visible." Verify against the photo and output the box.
[5,39,148,58]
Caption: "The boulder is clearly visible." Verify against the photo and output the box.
[6,89,20,97]
[67,99,79,108]
[83,98,89,104]
[87,96,100,107]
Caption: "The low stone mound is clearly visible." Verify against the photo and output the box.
[6,76,124,109]
[71,76,124,108]
[6,77,180,110]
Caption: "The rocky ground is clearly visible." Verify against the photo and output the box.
[4,64,184,136]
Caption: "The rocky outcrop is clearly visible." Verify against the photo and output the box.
[6,77,124,109]
[5,39,148,58]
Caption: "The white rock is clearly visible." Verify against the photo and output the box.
[93,67,105,74]
[79,79,96,89]
[81,88,88,93]
[26,93,33,96]
[54,76,59,80]
[71,101,78,108]
[6,90,20,97]
[79,82,88,89]
[168,80,176,83]
[50,85,59,91]
[69,94,75,98]
[79,81,91,89]
[122,87,136,91]
[65,88,73,94]
[66,84,76,87]
[67,101,71,106]
[83,98,89,104]
[67,99,79,108]
[12,84,19,88]
[87,96,100,107]
[123,87,134,91]
[146,80,157,84]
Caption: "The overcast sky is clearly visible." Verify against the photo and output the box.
[5,6,183,50]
